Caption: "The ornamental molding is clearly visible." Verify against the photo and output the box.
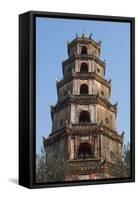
[56,72,110,89]
[62,54,105,69]
[67,37,101,49]
[43,122,123,146]
[51,94,117,114]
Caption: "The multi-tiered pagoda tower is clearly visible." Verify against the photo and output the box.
[43,33,124,181]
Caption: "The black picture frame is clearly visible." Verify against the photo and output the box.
[19,11,135,189]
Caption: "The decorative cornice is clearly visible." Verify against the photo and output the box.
[66,123,123,143]
[57,72,110,89]
[62,54,106,70]
[56,75,73,89]
[43,122,123,146]
[67,159,120,176]
[67,37,101,50]
[67,158,105,173]
[74,72,111,88]
[43,127,67,146]
[52,94,117,114]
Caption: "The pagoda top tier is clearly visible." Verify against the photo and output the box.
[66,33,102,58]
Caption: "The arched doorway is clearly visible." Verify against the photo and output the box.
[78,142,92,159]
[80,62,88,73]
[80,84,88,94]
[79,110,90,123]
[81,46,87,54]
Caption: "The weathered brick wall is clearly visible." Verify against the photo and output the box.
[75,59,104,78]
[73,79,110,99]
[68,136,76,160]
[94,61,105,78]
[100,134,122,163]
[63,61,74,79]
[76,43,99,57]
[71,104,96,123]
[73,79,93,94]
[97,104,116,130]
[70,103,116,130]
[93,80,110,100]
[68,46,77,57]
[58,81,73,101]
[52,105,71,132]
[75,59,92,72]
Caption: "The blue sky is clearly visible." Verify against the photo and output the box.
[36,17,130,155]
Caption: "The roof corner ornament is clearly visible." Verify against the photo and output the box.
[99,40,102,45]
[108,79,112,84]
[42,136,45,141]
[114,102,118,107]
[121,131,125,137]
[42,137,46,145]
[89,33,92,39]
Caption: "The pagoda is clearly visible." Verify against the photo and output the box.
[43,32,124,181]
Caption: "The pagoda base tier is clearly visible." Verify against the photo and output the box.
[65,159,121,181]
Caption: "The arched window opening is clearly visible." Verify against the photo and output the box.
[80,62,88,73]
[79,110,90,123]
[101,90,104,96]
[97,68,100,73]
[81,46,87,54]
[59,119,63,127]
[80,84,88,95]
[64,90,67,97]
[78,142,92,159]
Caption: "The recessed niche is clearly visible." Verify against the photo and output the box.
[101,90,104,96]
[105,117,110,124]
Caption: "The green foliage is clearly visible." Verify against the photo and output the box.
[109,142,130,178]
[122,142,131,177]
[36,146,69,183]
[36,147,47,183]
[36,143,131,182]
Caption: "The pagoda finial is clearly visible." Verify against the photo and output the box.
[83,27,85,34]
[82,27,86,38]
